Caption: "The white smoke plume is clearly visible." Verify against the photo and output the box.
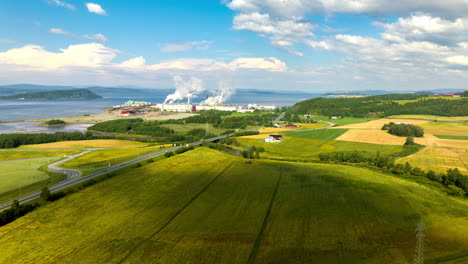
[164,76,204,104]
[201,80,235,106]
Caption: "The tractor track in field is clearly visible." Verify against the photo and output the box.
[115,162,234,264]
[246,166,283,264]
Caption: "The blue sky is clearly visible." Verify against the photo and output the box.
[0,0,467,92]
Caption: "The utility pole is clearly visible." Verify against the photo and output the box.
[414,220,425,264]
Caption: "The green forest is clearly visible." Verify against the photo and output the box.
[292,94,468,117]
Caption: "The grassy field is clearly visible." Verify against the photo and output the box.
[311,115,375,126]
[160,123,222,134]
[284,128,348,140]
[62,145,164,169]
[0,149,82,161]
[0,148,467,263]
[236,136,402,160]
[0,157,60,194]
[389,115,468,122]
[434,134,468,140]
[420,122,468,132]
[293,123,329,129]
[20,139,149,149]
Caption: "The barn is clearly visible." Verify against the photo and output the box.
[264,135,283,143]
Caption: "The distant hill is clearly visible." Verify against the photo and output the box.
[293,93,468,117]
[0,89,102,100]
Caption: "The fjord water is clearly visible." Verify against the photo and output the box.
[0,89,319,133]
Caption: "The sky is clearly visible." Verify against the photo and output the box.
[0,0,468,92]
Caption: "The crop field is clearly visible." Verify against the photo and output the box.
[284,128,348,140]
[311,115,374,126]
[336,129,406,145]
[0,149,82,161]
[397,147,468,174]
[419,122,468,132]
[293,123,329,129]
[20,139,149,149]
[258,127,294,133]
[336,118,428,129]
[0,157,59,194]
[160,123,221,134]
[62,145,164,169]
[236,136,402,160]
[389,115,468,122]
[0,148,467,263]
[434,134,468,140]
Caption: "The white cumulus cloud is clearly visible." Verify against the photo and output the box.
[49,28,108,42]
[86,3,107,15]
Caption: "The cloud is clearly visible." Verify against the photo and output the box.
[232,12,314,55]
[83,34,108,42]
[160,40,211,53]
[0,43,118,70]
[446,55,468,66]
[0,43,287,74]
[375,14,467,46]
[47,0,75,11]
[85,3,107,15]
[49,28,108,42]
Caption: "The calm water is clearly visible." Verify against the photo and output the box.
[0,89,318,134]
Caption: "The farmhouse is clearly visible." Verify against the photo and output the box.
[264,134,283,143]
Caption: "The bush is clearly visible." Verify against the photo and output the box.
[383,123,424,137]
[46,119,66,126]
[164,151,174,157]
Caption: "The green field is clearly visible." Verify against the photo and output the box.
[389,115,468,122]
[284,128,348,140]
[62,146,163,169]
[0,157,60,193]
[434,135,468,140]
[237,136,402,160]
[0,148,467,263]
[0,149,82,161]
[311,115,374,126]
[160,123,221,134]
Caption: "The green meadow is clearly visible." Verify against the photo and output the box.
[284,128,348,140]
[0,148,467,263]
[236,136,402,160]
[0,149,82,161]
[311,115,374,126]
[434,135,468,140]
[0,157,60,194]
[62,145,163,169]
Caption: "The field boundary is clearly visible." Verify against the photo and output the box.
[115,162,234,264]
[246,166,283,264]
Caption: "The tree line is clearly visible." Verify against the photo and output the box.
[0,131,95,148]
[292,94,468,117]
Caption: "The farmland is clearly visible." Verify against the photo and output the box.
[0,157,60,194]
[310,115,374,126]
[434,135,468,140]
[62,145,165,169]
[236,136,402,160]
[397,147,468,174]
[389,115,468,122]
[0,148,467,263]
[284,128,348,140]
[0,149,82,161]
[20,139,149,149]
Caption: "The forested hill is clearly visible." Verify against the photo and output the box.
[0,89,102,100]
[292,93,468,117]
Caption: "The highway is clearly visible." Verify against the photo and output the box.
[0,128,263,212]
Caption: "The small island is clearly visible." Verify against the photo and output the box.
[0,89,102,100]
[41,119,67,126]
